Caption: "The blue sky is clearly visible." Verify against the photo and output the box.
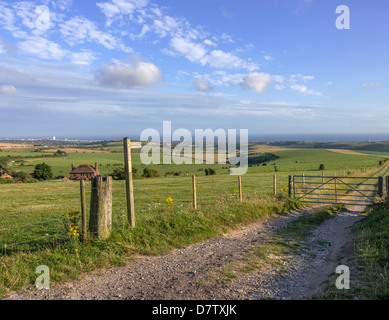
[0,0,388,139]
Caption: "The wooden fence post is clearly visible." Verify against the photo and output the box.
[124,137,135,228]
[238,176,242,203]
[288,175,293,198]
[273,175,277,197]
[322,171,324,183]
[302,173,305,189]
[386,176,389,198]
[378,176,384,198]
[89,176,112,240]
[192,175,197,210]
[80,179,87,242]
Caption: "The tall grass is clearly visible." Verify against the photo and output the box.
[355,199,389,299]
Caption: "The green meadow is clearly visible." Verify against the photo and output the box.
[3,147,386,178]
[0,143,388,296]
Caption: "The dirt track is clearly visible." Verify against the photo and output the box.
[5,205,365,300]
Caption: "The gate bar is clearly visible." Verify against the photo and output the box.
[293,175,379,179]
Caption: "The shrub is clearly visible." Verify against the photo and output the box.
[142,167,159,178]
[110,166,139,180]
[205,168,216,175]
[319,164,326,171]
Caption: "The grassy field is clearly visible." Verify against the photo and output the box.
[0,142,388,297]
[2,147,386,178]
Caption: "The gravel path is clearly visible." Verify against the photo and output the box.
[5,204,365,300]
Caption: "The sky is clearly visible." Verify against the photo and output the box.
[0,0,388,139]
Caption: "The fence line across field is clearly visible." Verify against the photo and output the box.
[1,136,388,252]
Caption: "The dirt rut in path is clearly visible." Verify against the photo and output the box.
[5,206,365,300]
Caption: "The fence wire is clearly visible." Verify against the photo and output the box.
[1,165,386,255]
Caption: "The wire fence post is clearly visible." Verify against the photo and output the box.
[124,137,135,228]
[89,176,112,240]
[238,176,242,203]
[386,176,389,198]
[273,175,277,198]
[378,176,384,198]
[192,175,197,210]
[80,179,87,242]
[288,175,293,198]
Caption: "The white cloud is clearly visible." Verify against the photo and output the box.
[18,37,67,60]
[202,50,258,71]
[59,16,131,52]
[167,38,258,72]
[203,39,216,47]
[70,50,97,66]
[0,2,26,38]
[169,37,207,63]
[96,59,163,88]
[240,72,272,94]
[42,0,73,11]
[290,83,322,96]
[193,79,213,92]
[220,33,234,44]
[361,82,380,88]
[288,74,322,96]
[12,2,36,30]
[97,0,149,26]
[0,85,17,95]
[264,55,273,61]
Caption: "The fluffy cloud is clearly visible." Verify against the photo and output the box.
[170,37,207,63]
[193,79,213,92]
[96,59,163,88]
[240,72,272,94]
[0,85,17,95]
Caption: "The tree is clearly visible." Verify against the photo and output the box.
[53,150,68,157]
[319,164,326,171]
[33,163,53,181]
[110,166,138,180]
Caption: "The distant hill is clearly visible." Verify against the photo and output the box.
[266,141,389,153]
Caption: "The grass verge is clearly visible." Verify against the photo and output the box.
[353,199,389,299]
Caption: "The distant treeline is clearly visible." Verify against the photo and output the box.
[248,153,280,166]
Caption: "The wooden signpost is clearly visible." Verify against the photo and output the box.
[124,137,135,228]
